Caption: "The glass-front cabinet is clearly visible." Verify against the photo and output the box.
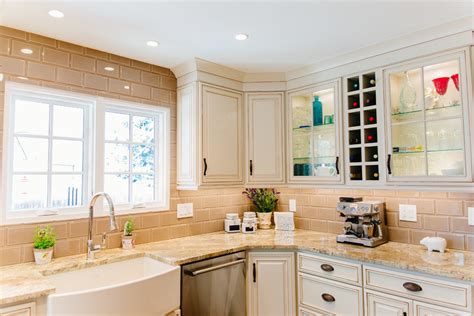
[385,51,472,182]
[288,80,343,183]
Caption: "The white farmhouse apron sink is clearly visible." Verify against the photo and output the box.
[46,257,180,316]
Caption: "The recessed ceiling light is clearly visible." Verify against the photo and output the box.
[124,85,130,90]
[235,33,248,41]
[146,40,159,47]
[20,48,33,55]
[48,10,64,18]
[104,66,115,72]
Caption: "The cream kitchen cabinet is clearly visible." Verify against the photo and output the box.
[287,79,344,184]
[365,290,411,316]
[247,252,296,316]
[0,302,36,316]
[245,92,285,184]
[176,82,244,189]
[383,49,473,183]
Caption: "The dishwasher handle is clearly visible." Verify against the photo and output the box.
[184,258,246,276]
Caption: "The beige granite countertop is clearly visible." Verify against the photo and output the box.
[1,229,473,305]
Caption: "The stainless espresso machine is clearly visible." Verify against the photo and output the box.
[336,197,388,247]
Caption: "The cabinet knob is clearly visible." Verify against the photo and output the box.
[403,282,422,292]
[321,293,335,302]
[320,264,334,272]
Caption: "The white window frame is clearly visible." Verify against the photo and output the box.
[1,82,170,224]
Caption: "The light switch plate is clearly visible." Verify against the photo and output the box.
[468,207,474,226]
[399,204,417,222]
[177,203,193,218]
[289,199,297,212]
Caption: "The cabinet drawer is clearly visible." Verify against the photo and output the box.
[298,253,361,285]
[298,306,332,316]
[364,266,471,311]
[298,273,362,316]
[414,302,471,316]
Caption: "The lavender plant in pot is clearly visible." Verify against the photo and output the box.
[33,225,56,265]
[122,217,135,250]
[243,188,279,229]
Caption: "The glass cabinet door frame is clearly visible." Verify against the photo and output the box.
[383,49,473,183]
[287,79,344,184]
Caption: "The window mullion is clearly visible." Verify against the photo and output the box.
[128,114,133,204]
[47,104,54,207]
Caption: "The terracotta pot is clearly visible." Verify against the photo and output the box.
[34,247,53,265]
[256,212,272,229]
[122,235,135,249]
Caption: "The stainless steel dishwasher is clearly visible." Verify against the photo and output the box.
[181,251,246,316]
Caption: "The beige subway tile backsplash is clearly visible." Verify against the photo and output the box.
[71,54,96,72]
[27,61,56,81]
[0,55,26,75]
[11,40,41,60]
[57,68,83,86]
[84,73,108,90]
[42,47,69,66]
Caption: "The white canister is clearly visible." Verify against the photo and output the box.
[242,212,257,233]
[224,213,241,233]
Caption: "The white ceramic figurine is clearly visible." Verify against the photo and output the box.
[420,236,447,253]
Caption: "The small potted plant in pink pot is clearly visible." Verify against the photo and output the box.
[122,217,135,250]
[243,188,279,229]
[33,225,56,265]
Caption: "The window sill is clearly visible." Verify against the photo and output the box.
[2,205,170,225]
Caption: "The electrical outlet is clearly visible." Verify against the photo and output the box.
[289,199,296,212]
[177,203,193,218]
[468,207,474,226]
[399,204,417,222]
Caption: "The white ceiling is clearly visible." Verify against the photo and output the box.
[0,0,471,73]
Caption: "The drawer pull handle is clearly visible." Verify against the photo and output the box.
[320,264,334,272]
[403,282,422,292]
[321,293,335,302]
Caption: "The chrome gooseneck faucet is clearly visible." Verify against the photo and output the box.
[87,192,118,260]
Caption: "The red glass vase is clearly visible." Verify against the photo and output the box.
[451,74,459,91]
[432,77,450,95]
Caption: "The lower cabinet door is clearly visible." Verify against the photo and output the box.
[365,289,412,316]
[414,302,471,316]
[0,302,35,316]
[298,306,330,316]
[247,252,296,316]
[298,273,362,316]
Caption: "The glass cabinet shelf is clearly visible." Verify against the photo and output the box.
[289,81,342,181]
[386,53,469,180]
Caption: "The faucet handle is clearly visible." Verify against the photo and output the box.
[101,232,107,249]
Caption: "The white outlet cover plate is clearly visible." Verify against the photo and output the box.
[399,204,417,222]
[177,203,193,218]
[468,207,474,226]
[289,199,296,212]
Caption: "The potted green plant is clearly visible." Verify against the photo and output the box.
[33,225,56,265]
[122,217,135,249]
[242,188,279,229]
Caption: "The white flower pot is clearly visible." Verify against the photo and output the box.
[122,235,135,249]
[257,212,272,229]
[34,247,53,265]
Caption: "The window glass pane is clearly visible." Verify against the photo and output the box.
[52,140,83,172]
[12,175,47,210]
[51,175,83,207]
[133,116,154,143]
[132,174,154,203]
[132,144,154,173]
[13,137,48,172]
[104,174,129,204]
[14,99,50,135]
[105,143,129,172]
[105,112,129,141]
[53,105,84,138]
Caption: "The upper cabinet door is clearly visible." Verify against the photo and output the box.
[288,80,343,183]
[201,84,244,184]
[384,51,472,182]
[246,92,285,184]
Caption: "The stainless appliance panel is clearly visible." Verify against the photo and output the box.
[181,251,246,316]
